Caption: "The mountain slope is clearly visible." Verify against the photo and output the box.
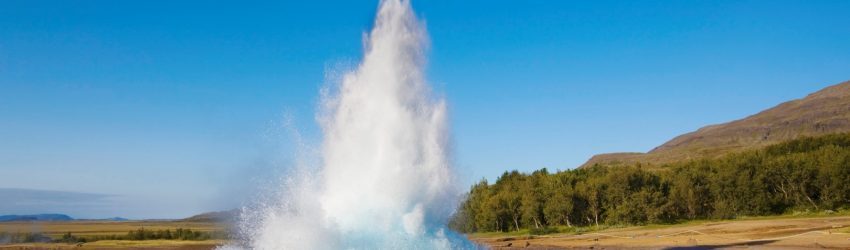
[181,210,237,223]
[582,80,850,167]
[0,214,73,222]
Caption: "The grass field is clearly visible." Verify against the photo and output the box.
[467,209,850,239]
[0,220,228,249]
[0,221,223,238]
[470,215,850,249]
[5,215,850,249]
[0,240,225,250]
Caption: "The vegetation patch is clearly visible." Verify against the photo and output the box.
[451,133,850,234]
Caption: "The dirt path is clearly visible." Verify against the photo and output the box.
[471,216,850,249]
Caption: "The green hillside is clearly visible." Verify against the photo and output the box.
[582,80,850,167]
[451,133,850,233]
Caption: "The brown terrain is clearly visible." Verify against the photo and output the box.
[0,244,219,250]
[0,220,226,250]
[582,80,850,168]
[471,216,850,249]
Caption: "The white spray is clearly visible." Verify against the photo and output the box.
[226,0,475,249]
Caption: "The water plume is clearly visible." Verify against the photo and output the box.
[224,0,475,249]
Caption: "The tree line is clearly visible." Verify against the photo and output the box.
[123,227,228,241]
[449,133,850,233]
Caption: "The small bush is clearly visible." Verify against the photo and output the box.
[529,227,559,235]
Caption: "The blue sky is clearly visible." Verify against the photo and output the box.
[1,0,849,219]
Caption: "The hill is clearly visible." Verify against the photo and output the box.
[0,214,73,222]
[181,210,238,223]
[451,133,850,233]
[100,217,129,221]
[582,80,850,167]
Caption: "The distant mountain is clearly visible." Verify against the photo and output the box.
[74,217,131,221]
[0,213,73,222]
[582,80,850,167]
[182,210,238,223]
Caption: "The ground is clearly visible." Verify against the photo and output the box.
[469,216,850,249]
[0,221,226,250]
[0,240,223,250]
[4,217,850,249]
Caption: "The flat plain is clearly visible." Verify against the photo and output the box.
[471,216,850,249]
[4,216,850,249]
[0,220,226,250]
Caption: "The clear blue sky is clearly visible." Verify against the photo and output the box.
[1,0,849,219]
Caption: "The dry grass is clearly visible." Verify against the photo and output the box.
[471,215,850,249]
[0,240,224,249]
[0,220,228,249]
[0,220,222,238]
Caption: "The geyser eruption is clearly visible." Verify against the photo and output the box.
[232,0,474,249]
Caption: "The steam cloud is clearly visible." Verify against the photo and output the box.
[221,1,476,249]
